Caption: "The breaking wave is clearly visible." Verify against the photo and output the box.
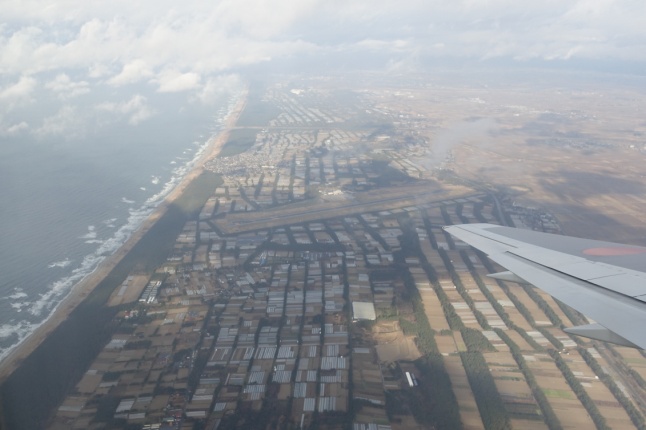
[0,89,243,363]
[79,225,97,240]
[48,258,72,269]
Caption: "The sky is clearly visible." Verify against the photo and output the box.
[1,0,646,138]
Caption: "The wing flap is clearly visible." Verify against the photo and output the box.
[487,271,528,284]
[564,323,640,348]
[587,273,646,300]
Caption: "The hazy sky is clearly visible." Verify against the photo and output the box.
[1,0,645,137]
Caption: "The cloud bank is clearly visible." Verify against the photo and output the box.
[1,0,644,137]
[3,1,645,81]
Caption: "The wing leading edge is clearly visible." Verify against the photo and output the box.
[444,223,646,349]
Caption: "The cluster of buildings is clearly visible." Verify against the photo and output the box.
[51,185,492,429]
[204,85,438,218]
[48,80,646,430]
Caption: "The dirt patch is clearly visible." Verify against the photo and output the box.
[107,274,150,307]
[372,321,421,362]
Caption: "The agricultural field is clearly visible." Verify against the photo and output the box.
[43,74,646,429]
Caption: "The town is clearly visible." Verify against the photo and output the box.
[49,76,646,430]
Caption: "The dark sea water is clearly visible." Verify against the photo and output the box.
[0,86,243,361]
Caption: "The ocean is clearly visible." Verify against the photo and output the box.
[0,84,244,362]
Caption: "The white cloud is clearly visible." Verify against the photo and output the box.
[88,62,111,78]
[0,121,29,136]
[0,0,646,71]
[96,94,155,124]
[0,76,37,103]
[107,59,153,87]
[155,70,201,93]
[45,73,89,98]
[194,74,243,105]
[353,39,412,52]
[210,0,320,39]
[0,0,632,85]
[34,105,84,138]
[6,121,29,133]
[0,0,644,115]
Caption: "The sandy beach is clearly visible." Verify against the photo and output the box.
[0,88,248,383]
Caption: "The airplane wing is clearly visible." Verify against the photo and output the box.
[444,223,646,349]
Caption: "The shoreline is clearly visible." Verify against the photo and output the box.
[0,87,248,383]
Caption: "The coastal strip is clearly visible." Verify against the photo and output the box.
[0,87,248,384]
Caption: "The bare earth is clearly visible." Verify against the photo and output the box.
[0,88,248,383]
[106,274,151,307]
[372,321,421,362]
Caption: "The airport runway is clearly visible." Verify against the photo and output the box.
[216,186,485,234]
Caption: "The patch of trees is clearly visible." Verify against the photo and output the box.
[366,123,395,140]
[472,201,488,224]
[521,285,563,327]
[459,250,510,327]
[629,368,646,391]
[399,269,440,355]
[555,299,587,326]
[439,207,457,249]
[455,203,470,224]
[578,347,646,430]
[460,351,511,429]
[461,327,494,353]
[537,328,564,351]
[547,350,609,430]
[372,164,414,187]
[236,84,282,127]
[102,371,122,382]
[357,215,392,252]
[437,248,489,330]
[400,223,488,337]
[495,329,562,430]
[467,250,559,351]
[414,356,463,430]
[422,217,440,250]
[188,350,209,395]
[218,128,259,158]
[93,395,121,424]
[124,339,152,350]
[391,239,462,428]
[415,264,464,331]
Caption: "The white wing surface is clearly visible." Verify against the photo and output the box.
[444,223,646,349]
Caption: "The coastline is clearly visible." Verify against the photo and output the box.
[0,87,248,383]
